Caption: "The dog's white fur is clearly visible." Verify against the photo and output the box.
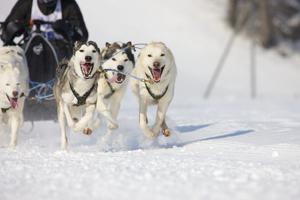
[131,42,176,138]
[54,42,101,150]
[96,44,134,134]
[0,46,29,147]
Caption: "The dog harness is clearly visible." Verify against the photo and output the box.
[69,82,96,106]
[1,107,10,114]
[98,67,116,99]
[144,83,169,101]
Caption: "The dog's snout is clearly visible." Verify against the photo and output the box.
[12,91,19,97]
[153,61,160,68]
[85,56,92,62]
[117,65,124,71]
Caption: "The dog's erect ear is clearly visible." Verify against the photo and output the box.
[126,41,136,52]
[73,41,84,55]
[105,42,111,48]
[87,41,100,53]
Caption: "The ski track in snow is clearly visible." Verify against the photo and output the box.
[1,0,300,200]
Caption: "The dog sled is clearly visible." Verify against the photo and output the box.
[1,20,72,121]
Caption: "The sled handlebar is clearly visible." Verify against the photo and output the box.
[31,20,54,26]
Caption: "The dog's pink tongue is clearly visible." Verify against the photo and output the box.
[152,68,161,81]
[10,99,18,109]
[107,74,118,83]
[83,64,91,75]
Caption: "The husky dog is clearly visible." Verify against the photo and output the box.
[0,46,29,147]
[131,42,177,139]
[96,42,134,133]
[54,41,101,150]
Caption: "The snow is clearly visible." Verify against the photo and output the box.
[1,0,300,200]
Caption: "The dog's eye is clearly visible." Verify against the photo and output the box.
[161,53,165,57]
[79,49,84,52]
[148,54,152,57]
[6,83,10,86]
[124,59,128,62]
[92,50,97,53]
[112,58,116,61]
[16,83,21,86]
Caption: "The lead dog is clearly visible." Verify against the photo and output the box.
[96,42,134,135]
[131,42,177,139]
[54,41,102,150]
[0,46,29,147]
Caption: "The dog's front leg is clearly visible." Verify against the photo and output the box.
[97,96,118,129]
[9,114,20,148]
[58,102,68,150]
[107,97,122,130]
[139,98,156,138]
[152,100,171,136]
[73,104,95,134]
[63,103,75,128]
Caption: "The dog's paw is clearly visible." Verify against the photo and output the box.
[162,128,171,137]
[144,130,158,139]
[108,122,119,130]
[9,143,17,150]
[83,128,92,135]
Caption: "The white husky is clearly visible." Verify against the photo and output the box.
[96,42,134,134]
[54,41,102,150]
[0,46,29,147]
[131,42,177,139]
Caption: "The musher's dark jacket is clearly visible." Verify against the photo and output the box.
[1,0,88,44]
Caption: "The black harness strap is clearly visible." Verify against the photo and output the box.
[69,82,96,106]
[1,107,10,113]
[145,83,169,101]
[102,70,115,99]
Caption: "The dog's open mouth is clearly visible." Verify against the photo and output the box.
[107,72,126,84]
[6,94,18,109]
[116,73,126,84]
[148,66,165,83]
[80,62,94,78]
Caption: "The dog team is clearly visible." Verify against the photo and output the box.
[0,41,177,150]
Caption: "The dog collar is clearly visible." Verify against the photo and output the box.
[69,82,96,106]
[144,83,169,101]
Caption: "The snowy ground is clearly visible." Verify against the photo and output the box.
[1,0,300,200]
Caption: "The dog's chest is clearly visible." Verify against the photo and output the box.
[140,81,170,103]
[62,80,97,105]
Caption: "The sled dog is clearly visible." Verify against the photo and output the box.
[96,42,135,133]
[0,46,29,147]
[131,42,177,138]
[54,41,101,150]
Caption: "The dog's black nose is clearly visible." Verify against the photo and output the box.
[117,65,124,71]
[85,56,92,62]
[12,91,19,97]
[153,61,160,68]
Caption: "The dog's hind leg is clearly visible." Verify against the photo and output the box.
[58,102,68,150]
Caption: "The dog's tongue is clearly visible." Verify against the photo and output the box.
[152,68,161,81]
[82,63,91,75]
[107,74,118,83]
[10,98,18,109]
